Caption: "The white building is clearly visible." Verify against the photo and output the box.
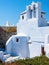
[17,2,49,58]
[0,2,49,62]
[6,21,10,26]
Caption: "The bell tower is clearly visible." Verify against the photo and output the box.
[19,2,47,27]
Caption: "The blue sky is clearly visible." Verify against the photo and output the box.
[0,0,49,26]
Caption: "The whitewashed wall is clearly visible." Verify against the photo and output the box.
[6,35,30,58]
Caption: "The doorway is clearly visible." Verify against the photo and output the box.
[41,46,45,55]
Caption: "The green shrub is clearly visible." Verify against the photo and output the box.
[15,55,49,65]
[0,56,49,65]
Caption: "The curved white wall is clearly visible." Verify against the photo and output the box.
[6,35,30,58]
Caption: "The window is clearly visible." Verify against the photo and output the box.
[41,12,45,18]
[22,15,24,20]
[16,38,19,42]
[41,14,43,18]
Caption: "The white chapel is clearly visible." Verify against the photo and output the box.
[0,2,49,62]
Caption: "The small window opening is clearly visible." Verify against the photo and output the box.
[41,14,43,18]
[16,38,19,42]
[22,15,24,20]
